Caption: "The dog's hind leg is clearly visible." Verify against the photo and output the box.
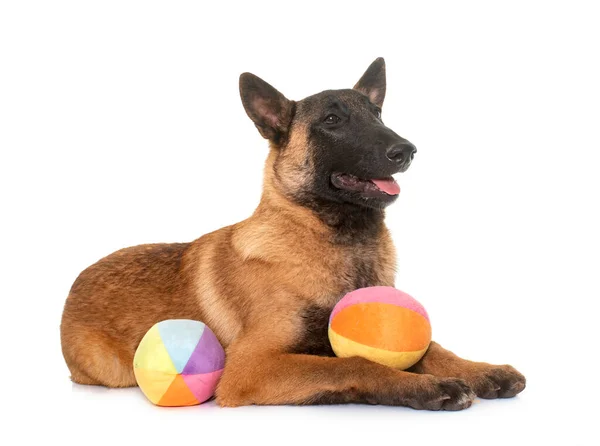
[61,322,137,388]
[68,364,102,386]
[409,341,526,399]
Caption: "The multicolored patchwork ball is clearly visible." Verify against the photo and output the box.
[328,286,431,370]
[133,319,225,407]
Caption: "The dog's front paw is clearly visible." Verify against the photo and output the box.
[467,364,526,399]
[407,376,476,411]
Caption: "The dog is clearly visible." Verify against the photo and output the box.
[60,58,525,410]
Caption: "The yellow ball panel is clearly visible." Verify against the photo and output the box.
[133,324,177,374]
[329,326,430,370]
[134,368,177,404]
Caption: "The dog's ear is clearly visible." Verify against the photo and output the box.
[239,73,294,142]
[353,57,386,108]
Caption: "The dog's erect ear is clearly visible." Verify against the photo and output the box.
[239,73,294,141]
[353,57,386,108]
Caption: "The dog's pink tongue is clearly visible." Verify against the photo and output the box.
[371,178,400,195]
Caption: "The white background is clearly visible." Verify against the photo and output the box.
[1,1,599,445]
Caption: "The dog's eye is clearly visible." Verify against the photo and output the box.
[324,114,340,125]
[375,109,382,119]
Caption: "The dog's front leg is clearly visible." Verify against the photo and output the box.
[409,342,526,399]
[216,343,475,410]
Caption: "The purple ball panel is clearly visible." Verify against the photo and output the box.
[182,326,225,375]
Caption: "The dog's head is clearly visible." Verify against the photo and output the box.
[240,58,416,210]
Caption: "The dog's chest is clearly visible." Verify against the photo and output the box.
[289,255,382,356]
[332,244,382,292]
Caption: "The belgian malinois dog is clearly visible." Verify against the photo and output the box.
[61,58,525,410]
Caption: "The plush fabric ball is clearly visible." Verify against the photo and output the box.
[328,286,431,370]
[133,319,225,406]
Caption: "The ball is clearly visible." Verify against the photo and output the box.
[328,286,431,370]
[133,319,225,406]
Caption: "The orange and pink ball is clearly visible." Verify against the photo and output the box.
[328,286,432,370]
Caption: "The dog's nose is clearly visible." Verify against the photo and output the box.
[386,142,417,164]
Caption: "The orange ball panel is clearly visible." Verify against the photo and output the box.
[330,303,431,351]
[157,374,200,407]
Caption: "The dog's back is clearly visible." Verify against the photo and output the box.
[61,242,195,386]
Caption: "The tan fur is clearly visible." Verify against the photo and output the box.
[61,99,524,409]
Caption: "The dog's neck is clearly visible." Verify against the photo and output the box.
[257,152,386,246]
[299,198,385,245]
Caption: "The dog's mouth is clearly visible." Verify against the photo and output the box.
[330,172,400,198]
